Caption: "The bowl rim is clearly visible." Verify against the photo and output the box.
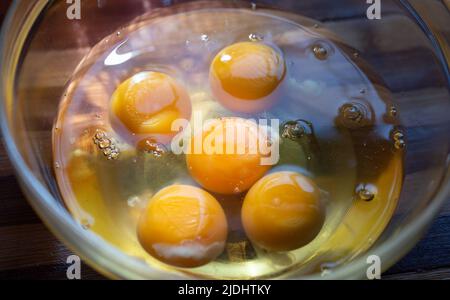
[0,0,449,280]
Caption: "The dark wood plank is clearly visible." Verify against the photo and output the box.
[0,223,72,270]
[384,267,450,280]
[0,176,41,227]
[385,214,450,275]
[0,138,14,178]
[0,0,11,25]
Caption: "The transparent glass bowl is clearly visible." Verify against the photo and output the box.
[1,0,449,279]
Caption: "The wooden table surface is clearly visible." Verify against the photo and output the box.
[0,0,449,280]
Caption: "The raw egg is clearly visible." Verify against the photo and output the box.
[186,117,272,195]
[242,171,325,251]
[111,71,191,144]
[137,185,228,268]
[210,42,286,112]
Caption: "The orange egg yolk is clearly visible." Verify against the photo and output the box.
[186,117,272,195]
[242,171,325,251]
[210,42,286,112]
[111,71,191,143]
[137,185,228,268]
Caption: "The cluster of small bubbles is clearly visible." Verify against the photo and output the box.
[98,138,111,149]
[138,138,167,158]
[94,131,105,139]
[248,33,264,42]
[337,102,373,129]
[355,183,377,201]
[391,129,406,150]
[200,34,209,42]
[93,130,120,160]
[312,44,328,60]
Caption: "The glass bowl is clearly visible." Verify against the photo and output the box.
[1,0,449,279]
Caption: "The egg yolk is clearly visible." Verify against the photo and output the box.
[242,171,325,251]
[137,185,228,268]
[210,42,286,112]
[111,71,191,143]
[186,117,272,195]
